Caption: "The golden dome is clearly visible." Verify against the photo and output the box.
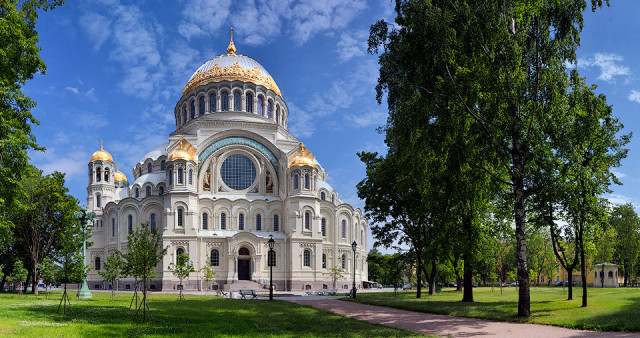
[114,163,127,182]
[182,29,281,97]
[90,140,113,162]
[168,149,195,162]
[289,143,315,168]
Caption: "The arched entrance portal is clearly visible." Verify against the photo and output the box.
[238,247,251,280]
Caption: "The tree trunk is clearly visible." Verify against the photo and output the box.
[0,274,6,292]
[567,269,573,300]
[513,160,530,317]
[429,259,437,295]
[623,267,628,287]
[416,251,422,299]
[462,254,474,302]
[580,229,587,307]
[25,268,31,295]
[31,258,39,295]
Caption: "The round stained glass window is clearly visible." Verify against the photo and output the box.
[220,154,256,190]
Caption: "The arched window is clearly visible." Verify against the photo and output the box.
[146,186,151,197]
[111,218,115,237]
[202,213,208,229]
[267,101,272,118]
[189,169,193,185]
[128,215,133,234]
[331,195,335,203]
[96,168,101,182]
[608,271,614,278]
[320,192,325,200]
[221,92,229,111]
[239,213,244,230]
[199,96,205,115]
[341,220,346,238]
[147,163,152,173]
[150,213,156,231]
[190,100,195,119]
[322,254,326,269]
[273,215,279,232]
[221,212,226,230]
[233,91,241,111]
[95,257,101,271]
[256,214,262,231]
[210,249,219,266]
[96,194,101,208]
[303,250,311,267]
[135,188,139,198]
[276,106,280,123]
[342,254,346,269]
[304,174,310,189]
[159,187,164,196]
[209,92,217,112]
[304,212,311,230]
[239,247,250,255]
[161,160,166,170]
[321,218,326,237]
[183,109,187,124]
[104,168,109,182]
[257,96,264,115]
[177,248,184,256]
[268,250,276,267]
[294,174,299,189]
[246,93,253,112]
[169,169,173,185]
[361,229,364,244]
[139,168,142,177]
[178,168,183,184]
[177,208,183,227]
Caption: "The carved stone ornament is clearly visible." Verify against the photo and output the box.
[183,62,282,97]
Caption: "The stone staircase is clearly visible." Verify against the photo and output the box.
[223,280,265,291]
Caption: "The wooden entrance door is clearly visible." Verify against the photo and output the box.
[238,259,250,280]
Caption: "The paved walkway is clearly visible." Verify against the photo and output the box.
[291,299,640,338]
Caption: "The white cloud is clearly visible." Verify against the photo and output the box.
[336,30,368,62]
[288,60,378,137]
[177,0,367,46]
[179,0,231,40]
[578,53,630,82]
[64,86,79,94]
[74,112,109,130]
[344,110,386,128]
[289,0,367,45]
[612,170,627,179]
[31,148,90,178]
[605,194,637,208]
[79,12,112,51]
[628,90,640,104]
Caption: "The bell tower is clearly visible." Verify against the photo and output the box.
[87,140,116,216]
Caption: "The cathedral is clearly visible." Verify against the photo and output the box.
[85,34,368,292]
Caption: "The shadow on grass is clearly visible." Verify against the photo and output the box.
[571,295,640,332]
[22,296,418,337]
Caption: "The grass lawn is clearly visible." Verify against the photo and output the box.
[349,286,640,332]
[0,291,424,337]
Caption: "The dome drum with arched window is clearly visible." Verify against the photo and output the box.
[84,31,368,293]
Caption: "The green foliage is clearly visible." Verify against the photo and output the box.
[98,252,125,299]
[7,260,27,288]
[367,249,409,286]
[121,222,166,285]
[9,166,79,294]
[199,264,217,292]
[609,203,640,284]
[169,254,195,287]
[38,257,57,286]
[0,0,64,251]
[325,257,347,289]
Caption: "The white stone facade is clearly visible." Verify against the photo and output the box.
[85,48,368,292]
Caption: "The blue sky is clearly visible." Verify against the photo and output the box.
[24,1,640,247]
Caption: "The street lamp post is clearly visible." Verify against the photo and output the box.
[73,207,96,299]
[351,241,357,299]
[268,235,275,300]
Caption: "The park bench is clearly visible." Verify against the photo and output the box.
[239,290,258,299]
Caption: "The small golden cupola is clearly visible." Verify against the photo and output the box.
[227,27,236,55]
[167,137,197,162]
[289,143,315,168]
[114,163,127,183]
[90,140,114,162]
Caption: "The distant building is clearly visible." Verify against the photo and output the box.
[85,34,368,292]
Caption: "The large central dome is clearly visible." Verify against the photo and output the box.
[182,34,281,97]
